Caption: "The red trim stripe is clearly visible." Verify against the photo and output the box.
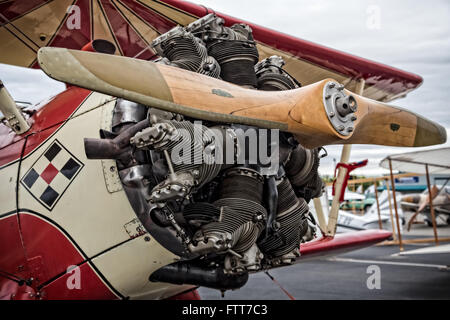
[0,213,118,299]
[0,0,50,25]
[121,0,176,33]
[299,229,392,259]
[46,0,91,52]
[99,0,153,59]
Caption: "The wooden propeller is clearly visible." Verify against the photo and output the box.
[37,47,446,149]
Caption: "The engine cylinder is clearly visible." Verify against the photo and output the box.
[190,167,267,255]
[284,145,323,202]
[152,26,221,78]
[258,177,308,258]
[207,24,259,87]
[255,56,300,91]
[161,120,225,188]
[208,42,258,86]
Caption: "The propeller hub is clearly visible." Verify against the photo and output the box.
[323,81,358,136]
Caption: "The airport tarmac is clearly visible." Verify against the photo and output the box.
[199,222,450,300]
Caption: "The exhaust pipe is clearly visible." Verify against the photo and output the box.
[149,262,249,290]
[84,119,149,159]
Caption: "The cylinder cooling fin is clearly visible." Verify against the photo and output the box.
[207,37,259,87]
[255,55,301,91]
[186,167,266,257]
[284,145,324,202]
[210,168,267,254]
[152,26,221,78]
[258,177,308,264]
[152,14,259,87]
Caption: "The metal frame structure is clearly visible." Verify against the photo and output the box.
[343,150,450,251]
[344,175,399,237]
[354,171,450,250]
[383,157,450,250]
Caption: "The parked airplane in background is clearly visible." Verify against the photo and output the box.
[326,185,375,213]
[314,188,404,233]
[0,0,445,300]
[402,185,450,227]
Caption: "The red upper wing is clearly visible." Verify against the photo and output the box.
[0,0,422,101]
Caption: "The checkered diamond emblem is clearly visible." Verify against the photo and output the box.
[21,139,84,211]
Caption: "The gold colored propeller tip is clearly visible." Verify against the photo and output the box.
[414,116,447,146]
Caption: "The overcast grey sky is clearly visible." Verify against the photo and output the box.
[1,0,449,176]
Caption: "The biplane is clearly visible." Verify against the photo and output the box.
[0,0,445,299]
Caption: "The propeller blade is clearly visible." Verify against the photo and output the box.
[345,94,447,148]
[37,47,446,149]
